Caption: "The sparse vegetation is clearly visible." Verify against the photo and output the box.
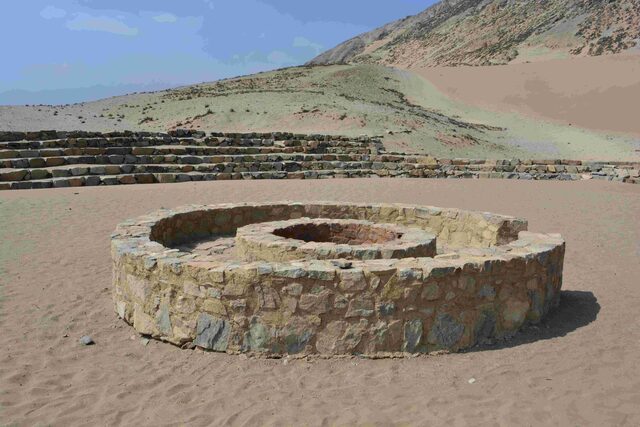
[310,0,640,67]
[2,60,637,160]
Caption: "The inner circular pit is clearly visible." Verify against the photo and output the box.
[235,218,437,262]
[275,220,398,245]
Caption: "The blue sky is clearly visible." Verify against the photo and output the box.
[0,0,434,105]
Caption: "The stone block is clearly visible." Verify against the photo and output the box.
[52,178,71,188]
[1,169,28,181]
[194,313,230,351]
[156,173,176,183]
[118,175,136,185]
[45,157,66,167]
[85,176,101,186]
[29,158,46,168]
[68,177,85,187]
[30,169,49,180]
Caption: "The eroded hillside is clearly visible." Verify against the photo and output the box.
[310,0,640,67]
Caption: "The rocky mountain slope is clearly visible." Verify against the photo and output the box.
[309,0,640,67]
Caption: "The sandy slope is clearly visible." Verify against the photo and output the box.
[413,52,640,137]
[1,178,639,426]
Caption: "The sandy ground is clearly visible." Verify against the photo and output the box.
[1,178,640,426]
[414,52,640,137]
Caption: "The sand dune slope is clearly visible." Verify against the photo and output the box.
[1,179,640,426]
[413,53,640,137]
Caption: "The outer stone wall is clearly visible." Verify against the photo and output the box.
[111,202,565,356]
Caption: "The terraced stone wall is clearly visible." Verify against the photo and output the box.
[1,130,638,190]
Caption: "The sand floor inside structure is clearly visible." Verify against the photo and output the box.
[1,178,639,426]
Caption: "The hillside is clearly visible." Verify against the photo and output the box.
[309,0,640,67]
[2,62,638,160]
[0,65,509,158]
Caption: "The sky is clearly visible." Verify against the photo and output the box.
[0,0,434,105]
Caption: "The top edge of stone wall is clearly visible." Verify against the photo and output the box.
[112,201,530,260]
[0,130,381,143]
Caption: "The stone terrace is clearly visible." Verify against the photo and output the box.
[1,130,638,190]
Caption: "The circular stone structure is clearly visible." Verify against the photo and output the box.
[235,218,437,262]
[111,202,565,356]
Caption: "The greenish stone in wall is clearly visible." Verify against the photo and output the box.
[403,319,423,353]
[422,283,441,301]
[156,304,172,336]
[194,313,230,352]
[474,310,497,344]
[377,302,396,316]
[528,289,544,321]
[284,329,313,354]
[244,317,271,351]
[429,313,464,349]
[477,284,496,299]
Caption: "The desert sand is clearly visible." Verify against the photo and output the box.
[1,178,639,426]
[414,52,640,137]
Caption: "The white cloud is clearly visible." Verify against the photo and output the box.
[40,5,67,20]
[293,36,323,55]
[152,13,177,23]
[66,13,139,36]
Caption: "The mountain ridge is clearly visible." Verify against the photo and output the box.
[308,0,640,67]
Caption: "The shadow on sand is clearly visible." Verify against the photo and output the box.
[471,290,600,352]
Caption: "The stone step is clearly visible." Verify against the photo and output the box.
[3,168,639,191]
[1,169,398,190]
[0,137,174,150]
[1,152,380,169]
[0,136,376,150]
[0,161,383,182]
[0,130,380,143]
[0,145,373,161]
[6,146,636,173]
[0,130,165,142]
[3,159,639,183]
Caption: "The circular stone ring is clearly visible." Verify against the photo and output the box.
[111,201,565,357]
[235,218,437,262]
